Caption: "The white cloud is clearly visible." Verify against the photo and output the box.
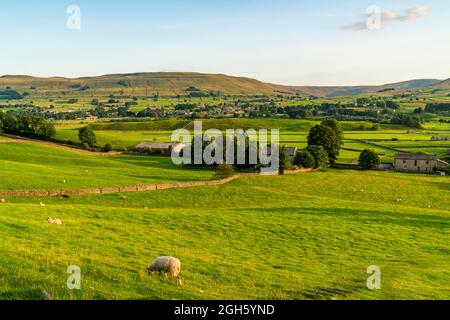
[342,5,429,31]
[401,5,429,21]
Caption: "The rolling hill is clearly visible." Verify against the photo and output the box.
[0,72,445,98]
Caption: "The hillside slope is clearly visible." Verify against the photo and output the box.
[0,73,444,97]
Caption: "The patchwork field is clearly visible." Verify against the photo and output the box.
[0,169,449,299]
[1,117,450,300]
[53,119,450,163]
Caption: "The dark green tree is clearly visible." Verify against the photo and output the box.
[104,144,113,152]
[306,145,330,168]
[215,164,235,179]
[279,146,292,175]
[78,126,97,147]
[358,149,380,170]
[35,120,56,139]
[0,112,18,132]
[295,150,315,168]
[321,119,344,147]
[307,125,340,164]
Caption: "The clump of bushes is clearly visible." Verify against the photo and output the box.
[295,150,315,169]
[215,164,235,179]
[104,144,113,152]
[358,149,380,170]
[78,126,97,147]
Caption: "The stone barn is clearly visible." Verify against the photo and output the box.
[394,153,448,173]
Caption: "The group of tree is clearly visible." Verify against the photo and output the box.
[0,89,24,100]
[291,119,343,170]
[425,103,450,114]
[390,114,423,129]
[0,112,55,139]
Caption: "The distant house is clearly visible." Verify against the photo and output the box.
[285,147,298,163]
[394,153,448,173]
[431,136,450,141]
[135,142,186,156]
[262,145,298,164]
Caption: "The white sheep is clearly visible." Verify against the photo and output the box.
[147,256,181,282]
[40,202,46,207]
[0,199,5,204]
[47,217,63,225]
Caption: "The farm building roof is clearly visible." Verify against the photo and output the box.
[395,153,438,161]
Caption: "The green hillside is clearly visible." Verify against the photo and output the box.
[0,142,214,190]
[0,73,443,98]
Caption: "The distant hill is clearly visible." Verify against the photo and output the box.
[0,72,444,98]
[427,78,450,90]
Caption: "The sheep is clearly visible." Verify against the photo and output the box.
[47,217,63,225]
[0,199,5,204]
[147,256,182,283]
[40,202,46,207]
[41,290,53,300]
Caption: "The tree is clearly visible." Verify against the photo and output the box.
[307,125,340,164]
[306,145,329,168]
[215,164,235,179]
[35,120,56,139]
[321,119,344,147]
[358,149,380,170]
[295,150,315,168]
[279,146,292,175]
[78,126,96,147]
[104,144,113,152]
[0,112,18,132]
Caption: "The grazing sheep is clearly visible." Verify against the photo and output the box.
[0,199,5,204]
[40,202,46,207]
[41,290,53,300]
[147,256,181,281]
[47,217,63,225]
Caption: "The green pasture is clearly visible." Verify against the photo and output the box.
[0,170,449,299]
[0,142,214,190]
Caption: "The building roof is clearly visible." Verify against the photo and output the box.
[285,147,298,157]
[262,145,297,157]
[437,159,449,167]
[395,153,437,161]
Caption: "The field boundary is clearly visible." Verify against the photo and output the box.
[0,133,123,156]
[0,169,314,198]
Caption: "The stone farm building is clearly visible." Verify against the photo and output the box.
[394,153,449,173]
[135,142,186,156]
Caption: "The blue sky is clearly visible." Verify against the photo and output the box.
[0,0,449,86]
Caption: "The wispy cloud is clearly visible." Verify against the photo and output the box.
[342,5,429,31]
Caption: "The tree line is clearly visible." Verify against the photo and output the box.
[0,112,56,139]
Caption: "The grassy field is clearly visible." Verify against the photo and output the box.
[0,169,449,299]
[0,142,214,190]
